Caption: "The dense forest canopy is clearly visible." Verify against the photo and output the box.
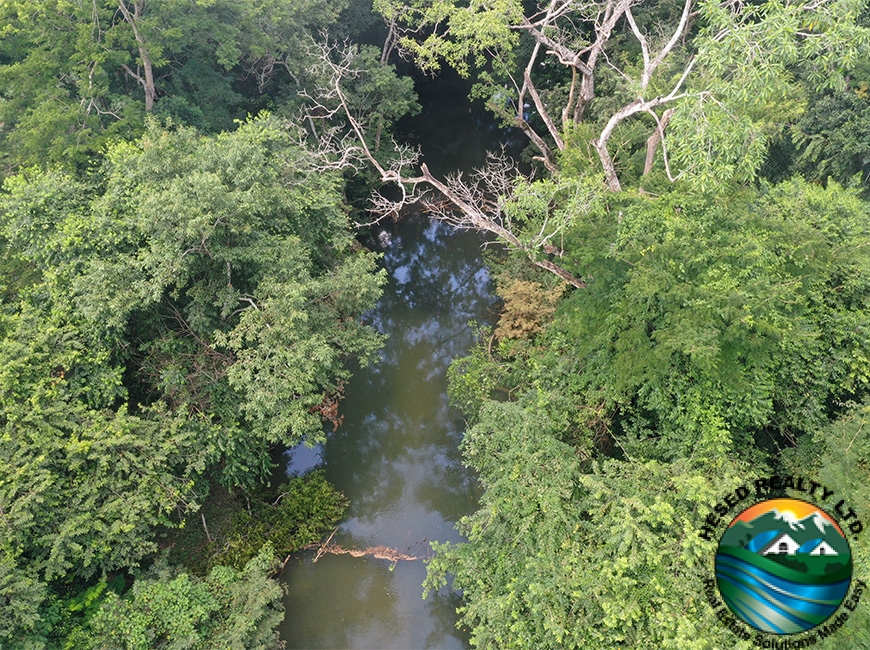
[2,0,870,648]
[0,1,413,645]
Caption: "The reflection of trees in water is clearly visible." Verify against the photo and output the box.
[368,215,495,375]
[282,553,400,650]
[324,404,479,534]
[312,212,490,540]
[424,586,472,649]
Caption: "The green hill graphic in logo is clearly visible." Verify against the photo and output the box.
[715,498,852,634]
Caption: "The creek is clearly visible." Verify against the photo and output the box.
[278,71,519,648]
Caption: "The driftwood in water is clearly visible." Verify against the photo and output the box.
[299,528,428,564]
[313,527,339,562]
[312,543,424,562]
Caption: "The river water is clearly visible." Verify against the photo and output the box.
[279,72,515,648]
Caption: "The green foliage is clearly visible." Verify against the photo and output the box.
[378,0,870,189]
[84,546,285,650]
[0,114,384,645]
[425,401,753,649]
[440,177,870,647]
[377,0,523,76]
[0,555,48,649]
[340,45,421,156]
[0,304,213,583]
[550,179,870,460]
[1,114,386,485]
[664,0,870,190]
[211,471,348,571]
[0,0,141,169]
[0,0,351,170]
[792,87,870,189]
[779,402,870,649]
[39,575,126,649]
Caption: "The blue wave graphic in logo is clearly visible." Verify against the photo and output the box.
[715,551,851,633]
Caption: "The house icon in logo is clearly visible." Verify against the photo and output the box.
[760,531,840,557]
[809,541,838,556]
[761,532,800,556]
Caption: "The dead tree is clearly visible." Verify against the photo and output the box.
[507,0,696,190]
[301,40,592,289]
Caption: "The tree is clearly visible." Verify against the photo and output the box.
[377,0,870,190]
[0,304,215,643]
[82,545,285,650]
[0,0,352,169]
[791,83,870,188]
[0,114,385,643]
[309,1,870,293]
[211,471,348,571]
[1,113,386,479]
[303,40,597,287]
[0,554,48,649]
[115,0,158,111]
[425,401,751,649]
[779,402,870,649]
[435,178,870,647]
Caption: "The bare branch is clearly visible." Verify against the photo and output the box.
[650,0,694,78]
[486,98,558,173]
[301,37,588,288]
[625,8,651,89]
[643,107,677,180]
[523,42,564,151]
[120,62,146,87]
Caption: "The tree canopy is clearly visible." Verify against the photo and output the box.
[432,178,870,648]
[0,114,385,646]
[0,0,354,169]
[4,0,870,647]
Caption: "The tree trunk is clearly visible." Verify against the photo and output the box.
[522,42,564,151]
[643,109,674,176]
[594,138,623,192]
[118,0,156,111]
[535,259,587,288]
[140,47,156,112]
[201,512,213,543]
[382,18,398,64]
[374,114,383,152]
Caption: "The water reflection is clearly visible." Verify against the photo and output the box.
[280,64,514,649]
[280,212,494,649]
[283,553,400,649]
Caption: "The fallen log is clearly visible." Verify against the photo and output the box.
[304,530,429,563]
[312,543,424,562]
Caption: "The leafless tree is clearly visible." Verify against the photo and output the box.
[505,0,696,190]
[379,0,711,190]
[302,0,852,285]
[301,39,590,288]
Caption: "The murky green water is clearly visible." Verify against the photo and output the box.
[280,214,493,649]
[279,71,513,649]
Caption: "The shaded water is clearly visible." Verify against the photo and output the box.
[280,71,515,649]
[280,215,493,649]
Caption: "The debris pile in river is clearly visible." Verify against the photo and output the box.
[313,544,424,562]
[297,528,429,563]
